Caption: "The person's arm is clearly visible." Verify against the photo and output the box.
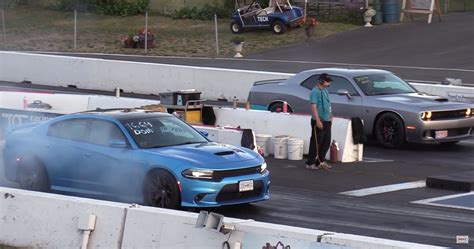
[311,103,323,129]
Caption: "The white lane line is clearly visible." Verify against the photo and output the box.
[362,157,394,163]
[412,192,474,211]
[340,180,426,197]
[32,51,474,73]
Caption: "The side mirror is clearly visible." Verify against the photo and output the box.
[337,89,352,99]
[109,139,127,148]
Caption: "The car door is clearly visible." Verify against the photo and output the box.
[327,76,363,119]
[80,119,146,202]
[44,118,91,192]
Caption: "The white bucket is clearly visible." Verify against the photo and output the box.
[256,134,272,157]
[287,138,304,160]
[274,135,290,159]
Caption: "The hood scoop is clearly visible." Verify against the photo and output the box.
[214,151,235,156]
[435,98,449,102]
[417,92,449,102]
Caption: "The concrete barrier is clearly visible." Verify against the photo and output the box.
[0,187,448,249]
[0,52,291,103]
[212,107,362,162]
[0,91,362,162]
[1,52,472,106]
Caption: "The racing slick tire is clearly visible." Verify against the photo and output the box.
[17,158,50,192]
[269,102,293,113]
[230,21,244,34]
[271,20,287,35]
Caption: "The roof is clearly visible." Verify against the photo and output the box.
[302,68,392,78]
[77,108,172,122]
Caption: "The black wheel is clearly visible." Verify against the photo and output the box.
[269,102,293,113]
[374,113,405,148]
[17,159,50,192]
[230,21,243,34]
[144,169,181,209]
[271,20,287,35]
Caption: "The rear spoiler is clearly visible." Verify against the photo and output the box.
[253,79,286,86]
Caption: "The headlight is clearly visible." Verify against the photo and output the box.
[420,111,432,121]
[260,162,267,173]
[466,108,472,117]
[182,169,214,180]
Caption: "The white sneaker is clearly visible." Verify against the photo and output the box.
[306,164,320,170]
[320,161,332,169]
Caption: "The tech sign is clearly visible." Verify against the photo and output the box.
[0,108,60,139]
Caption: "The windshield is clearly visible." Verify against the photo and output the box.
[121,116,209,149]
[353,73,417,96]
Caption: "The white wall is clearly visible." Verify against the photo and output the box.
[212,107,362,162]
[0,91,160,113]
[0,52,292,102]
[0,187,447,249]
[1,52,472,106]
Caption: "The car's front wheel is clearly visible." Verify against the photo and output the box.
[230,21,244,34]
[17,159,50,192]
[374,112,405,148]
[144,169,181,209]
[271,20,287,35]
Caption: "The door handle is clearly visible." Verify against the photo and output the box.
[84,153,92,157]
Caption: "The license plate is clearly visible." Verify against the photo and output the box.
[435,130,448,139]
[239,180,254,192]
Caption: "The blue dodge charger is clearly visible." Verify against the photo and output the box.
[3,109,270,209]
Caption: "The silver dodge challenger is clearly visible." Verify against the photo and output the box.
[248,68,474,148]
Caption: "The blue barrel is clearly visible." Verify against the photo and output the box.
[373,0,383,25]
[381,0,400,23]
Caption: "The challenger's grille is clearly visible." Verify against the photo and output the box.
[446,128,471,136]
[431,109,469,120]
[426,127,471,138]
[216,180,263,202]
[213,166,261,181]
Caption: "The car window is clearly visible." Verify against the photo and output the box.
[327,76,359,96]
[48,119,90,142]
[353,73,417,96]
[121,116,209,149]
[301,74,320,90]
[88,120,126,147]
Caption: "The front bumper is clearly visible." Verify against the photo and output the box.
[180,170,270,207]
[405,117,474,143]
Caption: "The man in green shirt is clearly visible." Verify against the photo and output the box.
[306,73,333,170]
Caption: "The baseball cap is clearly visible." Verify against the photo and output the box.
[319,73,333,82]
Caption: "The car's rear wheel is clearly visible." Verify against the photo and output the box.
[17,159,50,192]
[269,102,293,113]
[271,20,287,35]
[230,21,244,34]
[374,113,405,148]
[144,169,181,209]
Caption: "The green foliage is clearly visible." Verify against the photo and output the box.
[230,35,244,44]
[318,7,365,25]
[2,0,30,7]
[172,3,232,20]
[96,0,150,16]
[47,0,96,12]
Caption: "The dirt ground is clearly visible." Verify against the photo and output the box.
[0,7,357,57]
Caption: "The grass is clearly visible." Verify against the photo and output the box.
[0,6,358,57]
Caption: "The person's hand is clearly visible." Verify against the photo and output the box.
[316,119,323,129]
